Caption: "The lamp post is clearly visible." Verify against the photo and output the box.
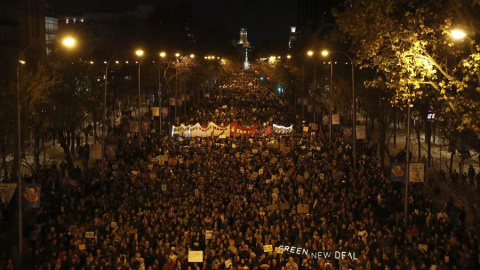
[16,36,76,270]
[174,53,180,124]
[158,52,166,134]
[136,50,146,146]
[102,49,141,183]
[321,51,334,143]
[321,50,356,170]
[307,50,316,122]
[405,98,411,223]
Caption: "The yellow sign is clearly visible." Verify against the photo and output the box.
[263,245,273,252]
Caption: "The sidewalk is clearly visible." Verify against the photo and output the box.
[373,124,480,230]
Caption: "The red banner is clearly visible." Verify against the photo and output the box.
[254,126,272,137]
[230,123,257,137]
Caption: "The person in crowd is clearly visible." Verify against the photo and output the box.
[2,71,477,270]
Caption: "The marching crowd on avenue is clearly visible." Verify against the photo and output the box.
[1,71,479,270]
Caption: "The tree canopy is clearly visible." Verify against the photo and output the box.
[334,0,480,134]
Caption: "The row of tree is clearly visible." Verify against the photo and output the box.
[0,3,241,180]
[253,0,480,173]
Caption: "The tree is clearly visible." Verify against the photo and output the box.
[334,0,480,135]
[47,60,93,175]
[19,59,60,177]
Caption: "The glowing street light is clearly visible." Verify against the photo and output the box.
[136,50,144,56]
[175,53,180,57]
[190,54,195,58]
[321,50,329,56]
[62,36,76,48]
[287,55,291,59]
[307,50,314,56]
[451,29,466,40]
[160,52,166,58]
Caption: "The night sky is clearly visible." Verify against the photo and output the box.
[53,0,297,44]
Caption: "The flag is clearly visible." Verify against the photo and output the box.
[391,162,406,182]
[23,183,41,208]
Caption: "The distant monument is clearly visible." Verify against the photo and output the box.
[238,28,250,70]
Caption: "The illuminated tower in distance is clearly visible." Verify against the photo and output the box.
[238,28,250,70]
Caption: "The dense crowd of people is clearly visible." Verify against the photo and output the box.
[1,71,479,270]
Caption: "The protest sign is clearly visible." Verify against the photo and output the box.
[188,251,203,262]
[297,204,309,214]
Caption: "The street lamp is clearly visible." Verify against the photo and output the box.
[102,49,142,183]
[16,36,76,269]
[450,29,467,40]
[321,50,334,144]
[62,36,76,48]
[322,50,356,170]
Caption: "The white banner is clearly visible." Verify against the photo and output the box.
[210,122,230,137]
[273,124,293,135]
[0,183,17,204]
[409,163,425,183]
[171,124,190,136]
